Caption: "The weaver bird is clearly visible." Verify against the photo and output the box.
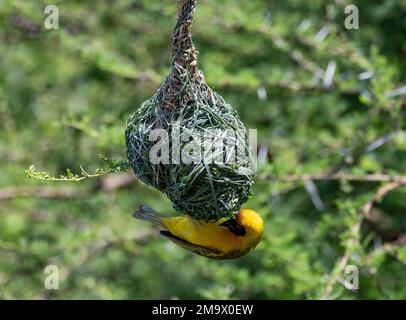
[132,206,264,259]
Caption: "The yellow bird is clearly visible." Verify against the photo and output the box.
[132,206,264,259]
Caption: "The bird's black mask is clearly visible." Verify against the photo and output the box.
[220,219,246,236]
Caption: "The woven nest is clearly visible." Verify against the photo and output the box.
[125,0,254,221]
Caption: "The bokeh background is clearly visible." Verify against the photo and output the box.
[1,0,406,299]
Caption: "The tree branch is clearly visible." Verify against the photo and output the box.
[365,235,406,265]
[271,173,406,183]
[320,180,406,299]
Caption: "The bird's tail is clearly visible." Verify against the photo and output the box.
[132,205,166,228]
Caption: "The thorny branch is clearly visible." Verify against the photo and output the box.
[320,180,406,299]
[275,173,406,184]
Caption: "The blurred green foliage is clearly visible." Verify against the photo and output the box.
[0,0,405,299]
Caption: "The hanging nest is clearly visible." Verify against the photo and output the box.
[125,0,254,221]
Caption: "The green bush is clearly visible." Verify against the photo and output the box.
[0,0,405,299]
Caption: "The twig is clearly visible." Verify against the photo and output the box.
[320,218,363,300]
[320,180,406,299]
[25,156,129,182]
[365,235,406,264]
[361,181,406,220]
[219,80,360,98]
[269,32,324,77]
[271,173,406,183]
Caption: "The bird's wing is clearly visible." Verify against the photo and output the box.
[160,230,223,257]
